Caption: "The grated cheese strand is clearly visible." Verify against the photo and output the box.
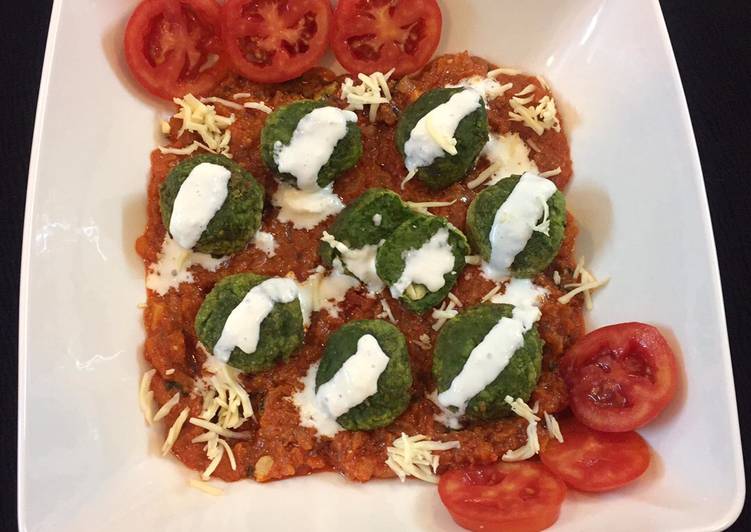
[189,479,224,496]
[153,392,181,422]
[544,412,564,443]
[139,369,157,425]
[480,283,503,302]
[539,166,562,178]
[164,93,236,157]
[341,69,394,122]
[558,257,609,309]
[405,199,457,215]
[377,299,397,323]
[162,407,190,456]
[189,417,251,439]
[385,433,460,483]
[243,101,273,114]
[508,94,561,136]
[464,255,482,266]
[467,161,503,189]
[488,67,521,77]
[502,396,541,462]
[200,96,244,110]
[401,169,417,189]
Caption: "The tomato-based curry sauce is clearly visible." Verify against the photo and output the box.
[135,53,584,483]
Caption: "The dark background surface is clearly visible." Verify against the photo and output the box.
[2,1,749,530]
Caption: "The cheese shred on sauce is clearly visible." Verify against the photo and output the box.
[385,433,460,483]
[341,69,394,122]
[159,93,236,157]
[558,256,609,310]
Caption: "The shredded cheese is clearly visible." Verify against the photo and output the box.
[232,92,251,99]
[161,407,190,456]
[531,196,551,236]
[200,96,244,110]
[425,115,458,155]
[488,67,521,77]
[153,392,180,422]
[447,292,463,307]
[465,255,482,266]
[432,300,457,331]
[552,270,561,285]
[502,396,541,462]
[508,94,561,136]
[189,479,224,496]
[558,257,609,310]
[539,166,562,178]
[139,369,156,425]
[537,75,550,91]
[515,84,537,97]
[526,138,542,153]
[385,433,460,483]
[377,299,397,323]
[341,69,394,122]
[405,198,457,215]
[160,93,236,157]
[480,283,503,302]
[401,169,417,189]
[165,368,175,376]
[160,120,171,135]
[467,161,503,189]
[243,101,273,114]
[544,412,564,443]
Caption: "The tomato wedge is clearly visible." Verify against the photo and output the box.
[124,0,228,100]
[331,0,442,77]
[540,417,651,492]
[438,462,567,532]
[221,0,333,83]
[560,322,678,433]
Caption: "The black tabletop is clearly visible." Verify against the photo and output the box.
[2,1,749,530]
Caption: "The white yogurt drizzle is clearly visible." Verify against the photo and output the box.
[316,334,390,418]
[293,335,390,437]
[213,278,299,362]
[404,89,482,171]
[272,182,345,229]
[253,230,277,257]
[448,75,513,103]
[169,162,231,249]
[321,231,384,292]
[436,278,547,419]
[475,132,539,188]
[146,236,226,295]
[273,107,358,191]
[297,267,360,326]
[483,172,557,280]
[391,228,455,298]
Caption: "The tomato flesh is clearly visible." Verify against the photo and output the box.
[332,0,442,77]
[540,417,651,492]
[560,322,678,432]
[221,0,333,83]
[438,461,566,532]
[124,0,228,100]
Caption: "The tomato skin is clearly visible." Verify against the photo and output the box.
[221,0,333,84]
[331,0,443,77]
[560,322,678,433]
[540,417,651,492]
[124,0,229,100]
[438,461,567,532]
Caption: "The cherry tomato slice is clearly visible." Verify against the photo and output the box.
[221,0,333,83]
[438,461,567,532]
[331,0,442,77]
[124,0,228,100]
[540,417,651,492]
[560,322,678,433]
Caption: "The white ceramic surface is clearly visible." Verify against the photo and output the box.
[18,0,744,530]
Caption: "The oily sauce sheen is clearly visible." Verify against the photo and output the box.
[136,53,584,483]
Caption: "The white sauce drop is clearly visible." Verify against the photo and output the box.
[272,182,345,229]
[321,231,383,292]
[372,213,382,226]
[298,267,360,326]
[253,230,277,257]
[316,334,390,418]
[391,228,455,298]
[146,236,226,296]
[404,89,482,171]
[273,107,358,191]
[483,172,557,280]
[481,132,539,187]
[437,278,547,416]
[293,362,343,437]
[169,162,231,249]
[213,277,299,362]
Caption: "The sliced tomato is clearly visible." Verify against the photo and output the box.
[438,461,567,532]
[124,0,228,100]
[540,417,651,492]
[221,0,333,83]
[331,0,442,77]
[560,322,678,433]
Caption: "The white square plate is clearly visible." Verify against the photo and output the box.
[18,0,745,530]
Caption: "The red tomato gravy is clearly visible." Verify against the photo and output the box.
[136,53,584,483]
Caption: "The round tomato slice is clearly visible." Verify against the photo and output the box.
[221,0,333,83]
[560,322,678,433]
[331,0,442,77]
[124,0,228,100]
[438,461,567,532]
[540,417,651,492]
